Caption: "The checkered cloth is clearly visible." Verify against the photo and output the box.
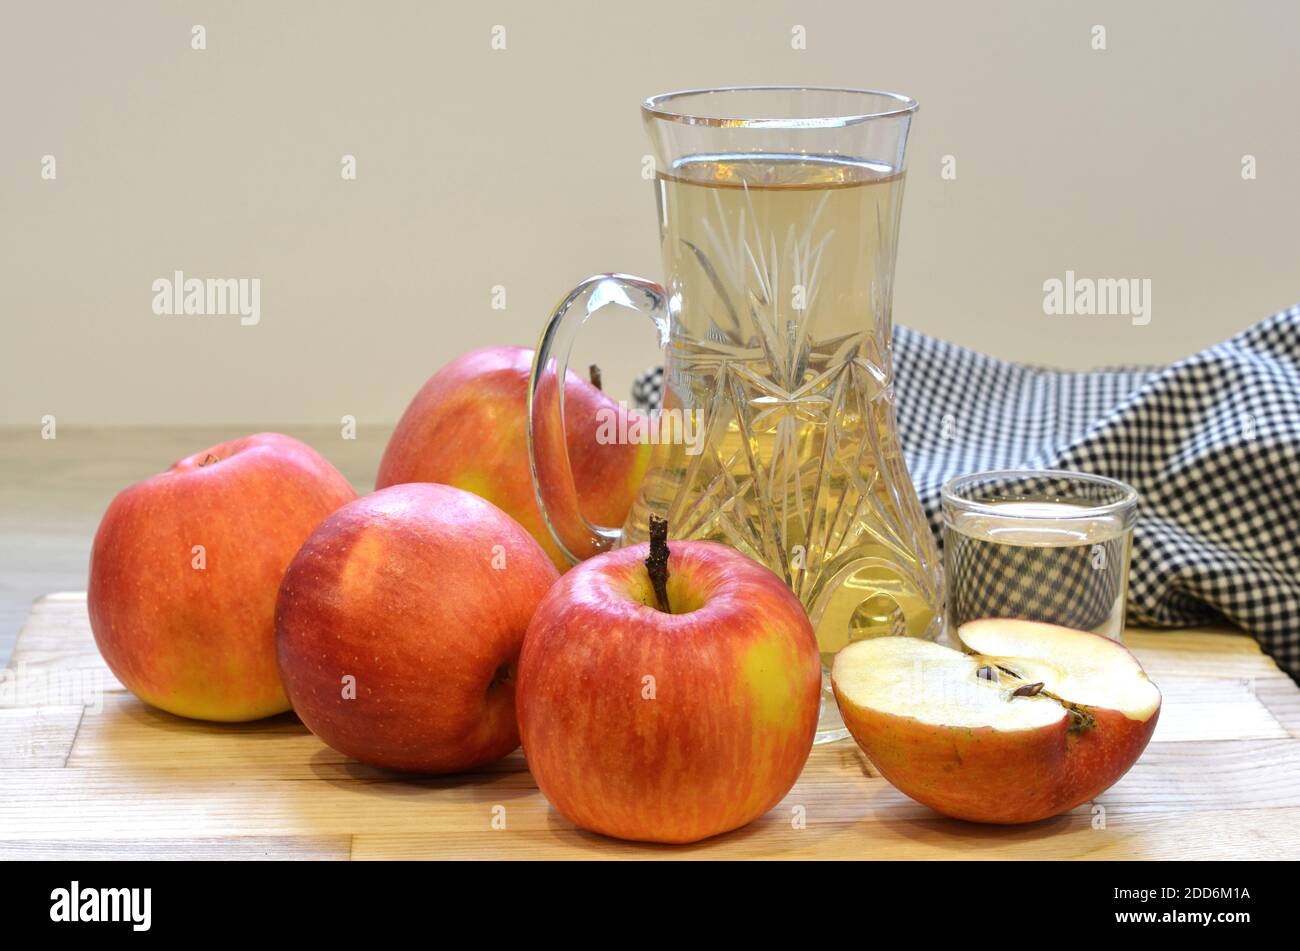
[632,305,1300,679]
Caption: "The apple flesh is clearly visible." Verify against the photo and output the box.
[275,482,559,773]
[516,530,822,843]
[88,433,357,721]
[832,619,1161,824]
[375,346,649,569]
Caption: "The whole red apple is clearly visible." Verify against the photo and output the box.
[275,482,559,773]
[375,346,649,569]
[88,433,357,722]
[832,619,1161,824]
[516,522,821,843]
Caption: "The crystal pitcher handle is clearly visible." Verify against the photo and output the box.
[527,273,668,566]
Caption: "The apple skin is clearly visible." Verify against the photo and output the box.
[375,346,650,570]
[88,433,357,722]
[275,482,559,773]
[516,540,822,843]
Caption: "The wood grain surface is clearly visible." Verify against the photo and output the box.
[2,593,1297,860]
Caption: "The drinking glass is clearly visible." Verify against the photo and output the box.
[941,469,1140,642]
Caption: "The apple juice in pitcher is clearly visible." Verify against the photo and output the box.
[620,154,943,738]
[528,89,943,743]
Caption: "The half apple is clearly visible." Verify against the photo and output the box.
[831,619,1161,824]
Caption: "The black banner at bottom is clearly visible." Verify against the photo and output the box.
[1,859,1284,938]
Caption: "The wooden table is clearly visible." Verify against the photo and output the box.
[3,592,1298,860]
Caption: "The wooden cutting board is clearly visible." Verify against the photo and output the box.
[2,592,1298,860]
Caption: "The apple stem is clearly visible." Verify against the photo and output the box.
[982,657,1099,734]
[589,364,603,391]
[1053,695,1097,733]
[200,454,218,467]
[1005,678,1098,734]
[645,515,671,613]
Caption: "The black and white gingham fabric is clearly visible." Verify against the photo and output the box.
[633,305,1300,679]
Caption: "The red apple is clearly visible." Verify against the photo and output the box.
[831,619,1161,824]
[375,346,649,570]
[88,433,357,722]
[275,482,558,773]
[516,524,822,843]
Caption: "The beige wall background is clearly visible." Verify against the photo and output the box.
[2,0,1297,426]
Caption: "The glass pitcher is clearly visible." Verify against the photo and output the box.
[527,86,944,743]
